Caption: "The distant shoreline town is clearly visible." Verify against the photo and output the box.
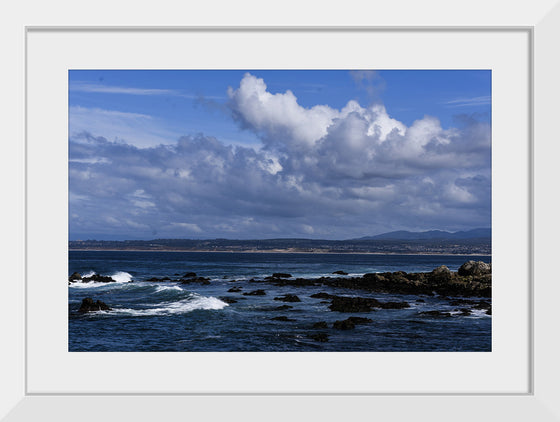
[69,229,491,255]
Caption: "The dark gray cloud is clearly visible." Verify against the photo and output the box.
[69,73,491,240]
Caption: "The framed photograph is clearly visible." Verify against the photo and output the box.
[3,0,558,420]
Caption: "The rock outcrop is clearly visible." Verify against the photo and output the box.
[78,297,111,312]
[68,272,82,282]
[82,274,115,283]
[458,261,491,277]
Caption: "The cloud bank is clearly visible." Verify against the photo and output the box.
[69,73,491,240]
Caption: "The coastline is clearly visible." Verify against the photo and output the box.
[68,248,491,256]
[69,254,492,351]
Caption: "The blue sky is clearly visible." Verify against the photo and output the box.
[69,70,491,240]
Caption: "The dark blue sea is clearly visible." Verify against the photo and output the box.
[68,251,491,352]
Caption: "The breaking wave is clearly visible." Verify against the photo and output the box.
[105,294,228,316]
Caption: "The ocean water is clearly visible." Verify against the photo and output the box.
[68,251,491,352]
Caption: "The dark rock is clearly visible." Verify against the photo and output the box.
[271,305,293,311]
[179,277,210,285]
[82,274,115,283]
[161,277,171,281]
[227,287,242,292]
[312,321,328,329]
[310,292,335,299]
[418,310,452,317]
[146,277,162,282]
[378,301,410,309]
[456,308,472,316]
[271,316,296,322]
[472,300,491,311]
[329,316,372,330]
[274,294,301,302]
[243,289,266,296]
[272,273,292,278]
[431,265,452,281]
[78,297,111,313]
[308,333,329,342]
[432,265,451,275]
[333,319,356,330]
[449,299,477,306]
[346,316,373,325]
[218,297,238,304]
[332,270,348,275]
[329,296,380,312]
[458,261,491,277]
[416,299,425,303]
[68,272,82,282]
[261,277,320,287]
[183,272,197,278]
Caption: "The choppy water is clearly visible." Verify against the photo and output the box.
[68,251,491,351]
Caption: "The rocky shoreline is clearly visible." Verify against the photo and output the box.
[70,260,491,345]
[69,260,491,298]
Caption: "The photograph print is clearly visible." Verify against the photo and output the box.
[68,69,492,352]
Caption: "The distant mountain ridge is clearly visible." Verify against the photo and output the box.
[354,228,491,241]
[70,230,491,254]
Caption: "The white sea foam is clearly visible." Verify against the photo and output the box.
[110,271,133,283]
[468,308,491,318]
[106,295,228,316]
[69,281,106,289]
[154,285,183,293]
[69,270,132,288]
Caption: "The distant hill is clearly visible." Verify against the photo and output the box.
[69,230,491,255]
[355,228,491,241]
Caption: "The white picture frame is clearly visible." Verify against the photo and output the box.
[3,0,559,419]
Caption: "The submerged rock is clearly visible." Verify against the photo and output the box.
[332,270,348,275]
[308,333,329,342]
[272,273,292,278]
[312,321,328,329]
[418,310,452,318]
[378,301,410,309]
[243,289,266,296]
[227,286,242,292]
[179,276,210,285]
[310,292,335,300]
[78,297,111,313]
[273,294,301,302]
[472,300,491,310]
[346,316,373,325]
[218,297,238,304]
[333,319,356,330]
[270,316,296,322]
[329,296,381,312]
